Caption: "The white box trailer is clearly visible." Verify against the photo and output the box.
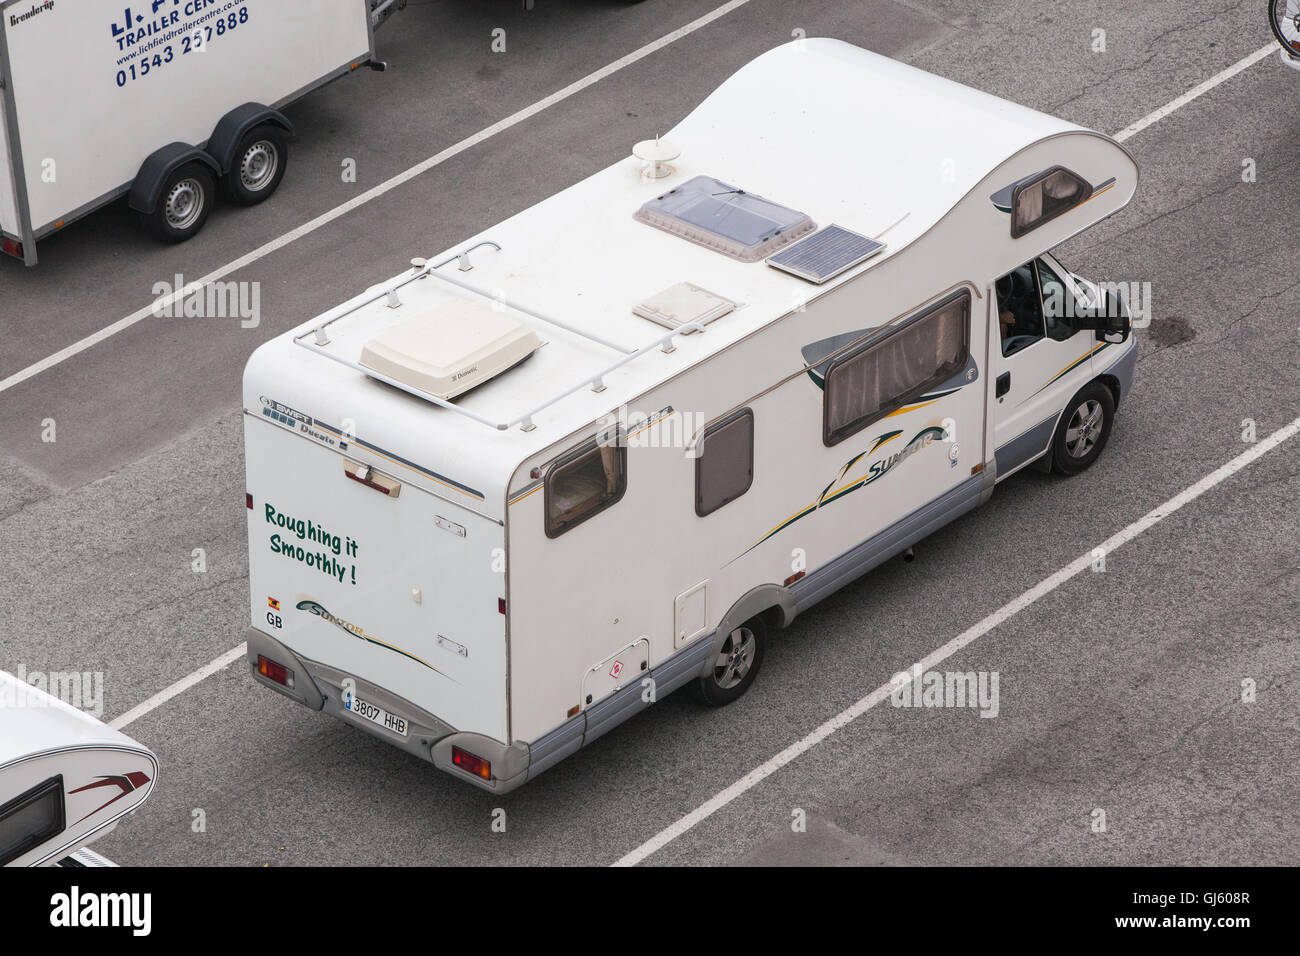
[241,39,1139,793]
[0,0,381,265]
[0,671,158,866]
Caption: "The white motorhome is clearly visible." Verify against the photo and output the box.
[0,0,385,265]
[242,39,1138,793]
[0,671,158,866]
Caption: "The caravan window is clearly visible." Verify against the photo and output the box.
[695,409,754,516]
[1010,167,1092,238]
[545,437,627,538]
[0,775,65,867]
[823,291,970,446]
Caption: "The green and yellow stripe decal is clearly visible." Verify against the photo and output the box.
[739,424,948,558]
[1022,341,1109,404]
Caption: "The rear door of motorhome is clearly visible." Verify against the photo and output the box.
[989,255,1099,477]
[244,414,508,743]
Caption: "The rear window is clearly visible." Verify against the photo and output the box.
[545,438,627,538]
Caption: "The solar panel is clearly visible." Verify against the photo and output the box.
[766,225,886,284]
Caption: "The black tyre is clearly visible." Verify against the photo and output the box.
[1271,0,1300,55]
[141,162,214,243]
[220,124,288,205]
[692,615,766,706]
[1051,381,1115,476]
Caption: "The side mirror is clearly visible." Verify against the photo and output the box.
[1073,288,1131,343]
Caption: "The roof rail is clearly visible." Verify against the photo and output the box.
[292,243,707,432]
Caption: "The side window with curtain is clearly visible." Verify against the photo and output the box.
[544,437,627,538]
[823,291,970,447]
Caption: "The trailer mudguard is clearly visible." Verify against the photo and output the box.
[127,143,220,215]
[207,103,294,176]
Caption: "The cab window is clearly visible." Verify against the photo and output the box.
[995,263,1044,357]
[1037,259,1080,341]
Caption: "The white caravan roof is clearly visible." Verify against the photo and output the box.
[246,38,1129,512]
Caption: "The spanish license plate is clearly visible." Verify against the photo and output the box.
[346,694,409,737]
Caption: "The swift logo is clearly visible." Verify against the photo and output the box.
[69,771,151,824]
[50,886,151,937]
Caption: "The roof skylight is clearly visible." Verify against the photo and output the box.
[634,175,815,262]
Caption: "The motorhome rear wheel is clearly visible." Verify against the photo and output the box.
[693,616,767,706]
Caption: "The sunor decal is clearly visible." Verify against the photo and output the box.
[738,424,949,557]
[295,600,452,679]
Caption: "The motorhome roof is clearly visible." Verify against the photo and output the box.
[253,39,1122,502]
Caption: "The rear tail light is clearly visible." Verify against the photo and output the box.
[1,237,23,260]
[246,492,253,510]
[256,654,295,689]
[451,746,491,780]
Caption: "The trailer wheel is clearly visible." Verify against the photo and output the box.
[221,125,288,205]
[693,616,766,706]
[142,162,215,243]
[1051,381,1115,476]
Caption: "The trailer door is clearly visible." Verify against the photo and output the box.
[0,55,22,247]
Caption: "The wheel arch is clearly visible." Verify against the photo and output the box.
[206,102,294,176]
[127,143,219,214]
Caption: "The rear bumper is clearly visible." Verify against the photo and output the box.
[244,627,529,793]
[245,622,715,794]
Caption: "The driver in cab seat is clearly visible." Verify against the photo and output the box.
[996,266,1041,354]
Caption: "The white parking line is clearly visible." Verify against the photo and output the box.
[110,642,246,730]
[614,415,1300,866]
[0,0,757,396]
[1113,43,1276,142]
